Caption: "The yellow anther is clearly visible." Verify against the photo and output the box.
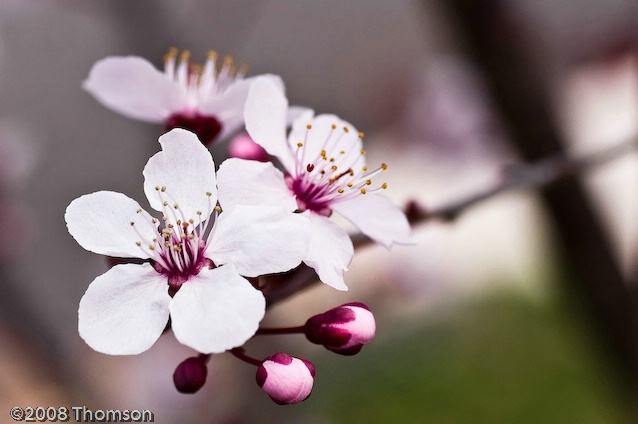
[179,50,191,62]
[163,201,169,206]
[329,157,335,162]
[349,170,355,176]
[320,170,326,175]
[347,182,353,188]
[223,55,233,64]
[329,178,335,184]
[155,186,160,191]
[306,124,312,130]
[381,163,388,170]
[297,142,303,148]
[362,166,368,172]
[214,205,222,212]
[176,220,182,225]
[331,124,337,129]
[360,149,366,155]
[360,188,367,194]
[358,132,365,138]
[173,203,179,209]
[190,63,203,75]
[207,50,218,61]
[149,245,156,251]
[366,179,372,185]
[331,165,338,171]
[343,126,349,133]
[189,219,194,224]
[337,188,344,194]
[196,211,202,215]
[163,47,178,63]
[206,192,212,197]
[340,150,345,154]
[135,241,142,246]
[382,183,388,189]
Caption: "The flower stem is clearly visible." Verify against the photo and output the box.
[229,348,262,367]
[256,326,305,335]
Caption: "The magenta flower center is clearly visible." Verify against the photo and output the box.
[286,123,389,215]
[131,186,217,296]
[165,112,222,146]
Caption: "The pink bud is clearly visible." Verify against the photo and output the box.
[228,133,269,162]
[256,353,315,405]
[304,302,376,355]
[173,355,209,394]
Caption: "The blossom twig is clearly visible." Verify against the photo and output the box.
[263,135,638,306]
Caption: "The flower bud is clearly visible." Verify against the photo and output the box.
[173,355,209,394]
[228,133,269,162]
[304,302,376,355]
[256,353,315,405]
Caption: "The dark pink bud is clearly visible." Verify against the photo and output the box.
[256,353,315,405]
[165,112,222,146]
[304,302,376,355]
[228,133,269,162]
[173,355,209,394]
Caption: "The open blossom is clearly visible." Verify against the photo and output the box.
[216,78,412,290]
[65,129,310,355]
[83,49,282,145]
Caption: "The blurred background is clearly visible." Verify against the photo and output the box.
[0,0,637,422]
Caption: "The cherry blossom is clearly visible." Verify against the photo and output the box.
[217,77,412,290]
[83,49,282,145]
[65,128,310,355]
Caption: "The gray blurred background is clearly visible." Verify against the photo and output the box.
[0,1,637,423]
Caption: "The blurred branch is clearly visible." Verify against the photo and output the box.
[439,0,638,402]
[264,134,638,304]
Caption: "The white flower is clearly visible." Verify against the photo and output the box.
[65,128,310,355]
[216,78,412,291]
[82,49,282,145]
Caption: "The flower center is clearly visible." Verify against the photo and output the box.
[131,186,218,296]
[287,123,388,215]
[165,113,222,146]
[162,48,247,146]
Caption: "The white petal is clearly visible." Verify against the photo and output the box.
[83,56,181,122]
[207,205,310,277]
[244,77,295,169]
[303,213,353,291]
[332,193,412,248]
[287,113,364,174]
[216,158,297,211]
[286,106,314,126]
[78,263,171,355]
[200,75,284,141]
[169,265,265,353]
[65,191,157,259]
[143,128,217,225]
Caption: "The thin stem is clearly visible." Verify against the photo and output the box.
[256,326,305,335]
[229,348,262,367]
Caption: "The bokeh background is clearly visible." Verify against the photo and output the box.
[0,0,637,423]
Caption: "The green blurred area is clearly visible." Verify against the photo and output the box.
[254,290,635,424]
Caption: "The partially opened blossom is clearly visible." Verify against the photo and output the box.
[83,49,282,145]
[217,78,412,290]
[65,128,310,355]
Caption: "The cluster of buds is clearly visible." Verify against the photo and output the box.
[172,303,376,404]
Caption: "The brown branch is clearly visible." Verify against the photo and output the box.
[263,135,638,306]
